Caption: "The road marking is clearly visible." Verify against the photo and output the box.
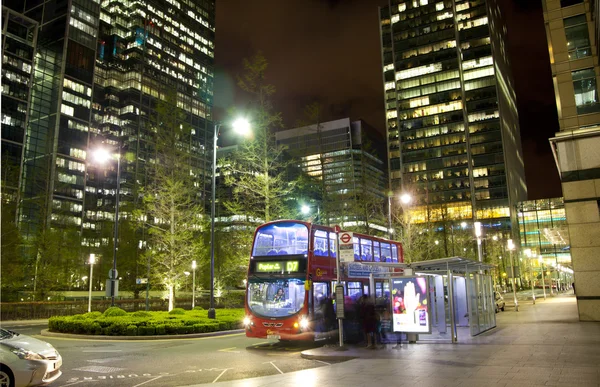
[82,350,123,352]
[60,381,91,386]
[131,375,163,387]
[315,360,330,365]
[267,361,283,374]
[72,366,126,373]
[218,347,240,353]
[212,369,229,383]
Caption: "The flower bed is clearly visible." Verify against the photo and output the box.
[48,307,244,336]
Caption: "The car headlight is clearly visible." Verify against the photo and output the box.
[243,316,252,327]
[299,316,310,330]
[11,348,45,360]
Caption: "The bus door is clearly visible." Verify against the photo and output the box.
[312,282,330,332]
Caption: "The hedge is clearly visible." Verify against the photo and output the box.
[48,308,245,336]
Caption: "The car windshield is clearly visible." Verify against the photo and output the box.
[0,329,16,340]
[247,278,306,318]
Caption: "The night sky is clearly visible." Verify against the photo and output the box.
[213,0,563,200]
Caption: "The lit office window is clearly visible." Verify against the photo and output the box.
[572,68,600,114]
[564,15,590,60]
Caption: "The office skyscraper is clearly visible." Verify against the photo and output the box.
[543,0,600,321]
[2,0,215,291]
[379,0,527,252]
[277,118,388,233]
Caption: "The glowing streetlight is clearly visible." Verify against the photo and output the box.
[507,239,518,312]
[400,193,412,205]
[209,117,251,319]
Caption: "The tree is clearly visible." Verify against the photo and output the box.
[222,52,294,223]
[136,91,205,311]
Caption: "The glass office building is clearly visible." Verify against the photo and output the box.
[2,0,215,287]
[1,7,38,207]
[276,118,388,233]
[379,0,527,248]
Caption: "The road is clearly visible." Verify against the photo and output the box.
[2,322,341,387]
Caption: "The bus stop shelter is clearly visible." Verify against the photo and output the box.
[407,256,497,342]
[349,257,496,343]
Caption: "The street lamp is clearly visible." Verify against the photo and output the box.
[474,221,483,264]
[507,239,518,312]
[88,254,96,313]
[192,260,197,309]
[538,255,547,300]
[92,147,121,307]
[400,193,412,205]
[209,118,251,319]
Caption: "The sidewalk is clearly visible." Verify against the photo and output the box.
[189,295,600,387]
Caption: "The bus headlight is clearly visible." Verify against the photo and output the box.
[299,316,310,330]
[243,316,252,327]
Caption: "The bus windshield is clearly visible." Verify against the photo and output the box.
[252,222,309,256]
[247,278,306,318]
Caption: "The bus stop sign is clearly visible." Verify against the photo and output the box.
[338,232,354,262]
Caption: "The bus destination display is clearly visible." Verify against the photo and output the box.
[256,261,300,273]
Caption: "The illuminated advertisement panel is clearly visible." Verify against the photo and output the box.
[391,277,431,333]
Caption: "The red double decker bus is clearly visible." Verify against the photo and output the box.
[243,220,404,341]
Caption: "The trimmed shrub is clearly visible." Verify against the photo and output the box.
[138,325,156,336]
[103,307,127,317]
[193,306,204,311]
[84,311,102,319]
[131,311,151,318]
[126,325,138,336]
[168,308,185,315]
[155,324,166,335]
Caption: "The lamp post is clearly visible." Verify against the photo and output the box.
[474,221,483,264]
[88,254,96,313]
[538,255,547,300]
[507,239,518,312]
[209,118,251,319]
[192,260,197,309]
[387,192,393,239]
[92,147,121,307]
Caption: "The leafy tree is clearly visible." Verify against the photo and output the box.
[222,52,294,223]
[135,91,206,311]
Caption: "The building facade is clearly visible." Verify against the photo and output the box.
[378,0,527,253]
[517,197,571,290]
[276,118,388,234]
[543,0,600,320]
[1,7,38,207]
[2,0,215,295]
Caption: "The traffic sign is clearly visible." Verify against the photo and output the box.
[108,269,118,279]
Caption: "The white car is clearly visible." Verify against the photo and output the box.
[0,328,62,387]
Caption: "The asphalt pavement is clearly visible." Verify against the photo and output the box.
[187,293,600,387]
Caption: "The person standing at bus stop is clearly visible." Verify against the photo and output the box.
[359,294,377,348]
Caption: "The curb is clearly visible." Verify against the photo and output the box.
[40,328,244,340]
[300,351,358,361]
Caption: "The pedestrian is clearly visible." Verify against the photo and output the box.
[572,282,576,295]
[359,294,377,348]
